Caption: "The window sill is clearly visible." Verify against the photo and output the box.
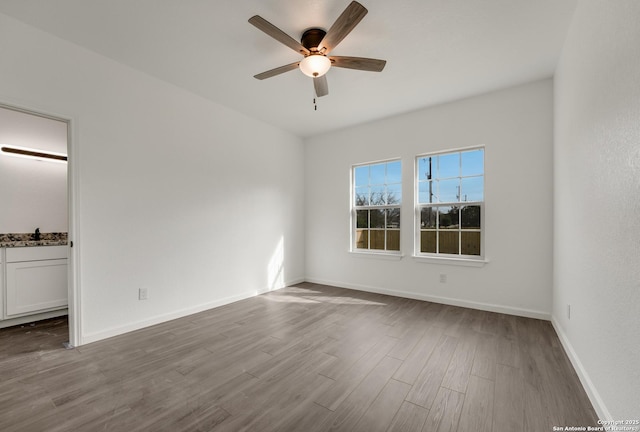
[349,250,404,261]
[412,255,488,267]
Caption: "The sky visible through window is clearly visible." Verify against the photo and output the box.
[354,160,402,206]
[354,150,483,205]
[418,149,484,204]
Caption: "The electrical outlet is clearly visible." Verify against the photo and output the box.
[567,304,571,320]
[139,288,148,300]
[439,274,447,283]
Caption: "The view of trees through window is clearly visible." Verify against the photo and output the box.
[353,160,401,252]
[351,149,483,258]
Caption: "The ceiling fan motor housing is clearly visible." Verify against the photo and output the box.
[301,28,327,52]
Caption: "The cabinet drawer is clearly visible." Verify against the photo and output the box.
[5,259,68,317]
[6,245,67,263]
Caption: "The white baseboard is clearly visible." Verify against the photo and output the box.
[80,279,302,345]
[551,316,610,421]
[304,277,551,321]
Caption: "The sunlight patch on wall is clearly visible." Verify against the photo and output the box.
[268,236,285,290]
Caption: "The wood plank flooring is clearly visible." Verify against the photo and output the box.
[0,283,599,431]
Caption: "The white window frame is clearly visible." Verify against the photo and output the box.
[414,147,486,263]
[350,158,402,256]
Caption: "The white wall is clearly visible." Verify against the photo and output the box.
[0,106,68,233]
[0,13,305,344]
[553,0,640,419]
[305,79,554,318]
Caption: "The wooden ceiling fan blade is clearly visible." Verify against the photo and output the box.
[314,75,329,97]
[254,62,300,80]
[318,1,367,54]
[330,56,386,72]
[249,15,310,55]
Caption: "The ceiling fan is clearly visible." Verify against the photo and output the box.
[249,1,386,98]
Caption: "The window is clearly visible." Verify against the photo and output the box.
[416,148,484,258]
[352,159,401,252]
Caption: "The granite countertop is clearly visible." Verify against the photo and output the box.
[0,232,68,247]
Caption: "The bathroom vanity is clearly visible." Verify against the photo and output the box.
[0,233,68,328]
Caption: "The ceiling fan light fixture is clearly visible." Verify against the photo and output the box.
[299,55,331,78]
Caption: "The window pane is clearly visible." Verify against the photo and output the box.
[437,178,460,203]
[355,229,369,249]
[386,161,402,184]
[386,183,402,205]
[438,153,460,179]
[462,149,484,177]
[370,185,385,205]
[461,176,483,202]
[386,230,400,251]
[356,210,369,228]
[461,232,481,255]
[355,186,369,206]
[420,231,436,253]
[421,207,436,228]
[370,163,385,185]
[354,165,369,188]
[417,157,434,181]
[370,209,385,229]
[370,230,385,250]
[418,181,433,204]
[439,231,459,254]
[461,206,481,229]
[438,206,458,229]
[387,208,400,228]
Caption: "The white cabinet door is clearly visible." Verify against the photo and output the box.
[5,259,68,317]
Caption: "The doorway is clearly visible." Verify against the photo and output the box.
[0,102,77,347]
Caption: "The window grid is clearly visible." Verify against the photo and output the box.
[352,160,401,253]
[416,148,484,258]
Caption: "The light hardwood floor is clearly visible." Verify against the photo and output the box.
[0,283,599,431]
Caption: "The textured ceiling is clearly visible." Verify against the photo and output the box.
[0,0,577,138]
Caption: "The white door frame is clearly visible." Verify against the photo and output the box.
[0,101,80,346]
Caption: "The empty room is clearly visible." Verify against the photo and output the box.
[0,0,638,431]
